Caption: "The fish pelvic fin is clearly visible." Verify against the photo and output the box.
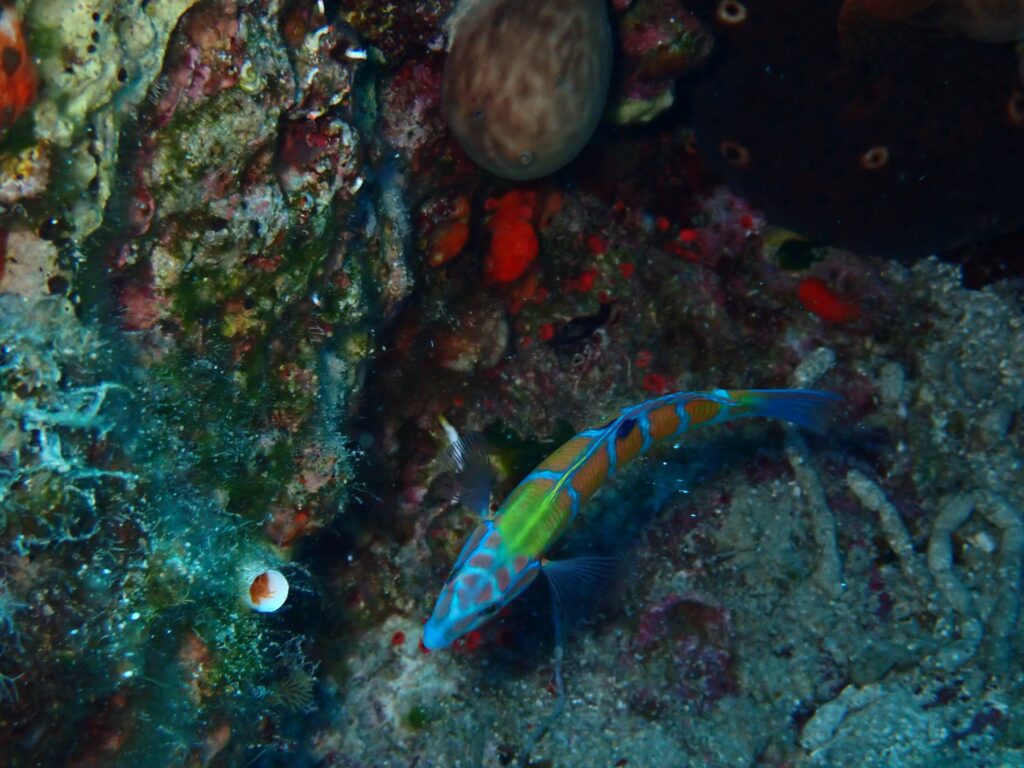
[541,555,621,621]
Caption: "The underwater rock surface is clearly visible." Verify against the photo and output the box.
[0,0,1022,766]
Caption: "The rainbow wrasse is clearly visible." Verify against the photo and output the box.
[422,388,840,650]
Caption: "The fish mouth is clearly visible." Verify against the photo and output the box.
[421,618,450,651]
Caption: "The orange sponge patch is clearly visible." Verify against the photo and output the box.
[798,277,860,324]
[0,7,37,130]
[485,191,539,283]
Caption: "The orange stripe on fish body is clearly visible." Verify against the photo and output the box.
[685,397,723,425]
[645,403,683,441]
[613,419,647,465]
[548,487,577,540]
[537,434,596,473]
[569,443,611,505]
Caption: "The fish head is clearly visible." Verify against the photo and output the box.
[423,520,540,650]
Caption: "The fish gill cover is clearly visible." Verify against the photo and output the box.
[0,0,1021,766]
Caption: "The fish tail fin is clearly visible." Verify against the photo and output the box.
[740,389,843,434]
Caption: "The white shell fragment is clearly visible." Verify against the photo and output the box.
[245,569,289,613]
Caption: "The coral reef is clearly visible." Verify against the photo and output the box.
[1,0,1022,765]
[0,0,398,761]
[9,0,201,239]
[332,249,1023,766]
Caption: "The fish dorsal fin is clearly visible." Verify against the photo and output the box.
[838,0,947,73]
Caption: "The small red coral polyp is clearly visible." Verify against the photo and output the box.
[485,191,539,283]
[643,372,669,394]
[678,228,700,244]
[797,277,860,324]
[453,629,483,653]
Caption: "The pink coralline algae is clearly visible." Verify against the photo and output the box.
[610,0,714,124]
[276,116,360,220]
[150,2,244,128]
[381,59,447,170]
[633,594,738,712]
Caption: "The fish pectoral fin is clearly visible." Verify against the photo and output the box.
[541,555,621,618]
[438,415,495,517]
[838,0,947,74]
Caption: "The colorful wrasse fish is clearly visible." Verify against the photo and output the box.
[838,0,1024,70]
[423,388,840,650]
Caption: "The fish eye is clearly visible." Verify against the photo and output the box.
[481,603,500,616]
[445,568,456,584]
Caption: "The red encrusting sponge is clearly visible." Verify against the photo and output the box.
[484,190,539,283]
[797,277,860,324]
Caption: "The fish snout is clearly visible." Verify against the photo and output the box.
[422,581,458,650]
[422,615,450,651]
